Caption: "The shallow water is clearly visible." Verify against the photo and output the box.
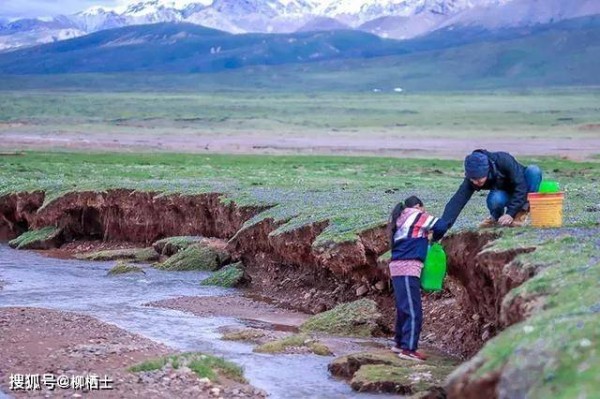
[0,245,387,398]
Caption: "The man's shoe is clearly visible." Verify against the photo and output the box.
[512,210,530,227]
[390,345,402,354]
[479,216,497,228]
[398,349,427,362]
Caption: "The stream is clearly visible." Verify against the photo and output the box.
[0,244,388,398]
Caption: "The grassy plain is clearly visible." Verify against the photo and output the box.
[0,90,598,139]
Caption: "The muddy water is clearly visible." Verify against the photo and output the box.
[0,245,385,399]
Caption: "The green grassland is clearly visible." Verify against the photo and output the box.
[0,90,598,142]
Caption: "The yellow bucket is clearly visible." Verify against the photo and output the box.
[527,192,564,228]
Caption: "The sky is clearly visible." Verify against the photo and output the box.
[0,0,123,19]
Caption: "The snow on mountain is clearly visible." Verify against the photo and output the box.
[441,0,600,30]
[1,0,598,51]
[71,8,128,32]
[183,7,245,33]
[358,12,446,39]
[0,27,85,52]
[297,16,351,32]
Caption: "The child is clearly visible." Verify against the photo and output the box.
[388,195,447,361]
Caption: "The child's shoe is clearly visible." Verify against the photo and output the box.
[398,349,427,362]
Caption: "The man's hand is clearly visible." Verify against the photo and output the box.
[498,214,514,226]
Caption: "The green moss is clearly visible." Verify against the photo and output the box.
[331,351,457,394]
[351,365,415,394]
[77,247,158,262]
[107,261,145,276]
[221,329,266,342]
[153,236,204,255]
[128,357,168,372]
[254,334,332,356]
[200,262,245,287]
[8,226,61,249]
[300,299,383,337]
[310,342,334,356]
[134,247,161,262]
[155,244,221,271]
[187,354,246,383]
[128,352,246,383]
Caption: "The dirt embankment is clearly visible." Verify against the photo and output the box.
[0,190,266,243]
[1,190,537,362]
[431,232,535,357]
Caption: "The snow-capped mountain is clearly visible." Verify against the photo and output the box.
[440,0,600,30]
[1,0,598,51]
[0,17,86,52]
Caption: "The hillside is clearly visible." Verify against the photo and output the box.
[0,23,409,73]
[0,17,598,90]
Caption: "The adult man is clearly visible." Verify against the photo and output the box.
[442,149,542,228]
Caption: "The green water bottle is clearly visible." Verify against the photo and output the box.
[421,243,447,292]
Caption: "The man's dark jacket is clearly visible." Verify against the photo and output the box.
[442,150,527,227]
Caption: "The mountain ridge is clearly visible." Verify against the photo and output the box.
[4,0,597,51]
[0,15,597,90]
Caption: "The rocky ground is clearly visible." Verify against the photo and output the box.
[0,308,266,399]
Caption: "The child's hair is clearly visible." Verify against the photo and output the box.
[388,195,424,246]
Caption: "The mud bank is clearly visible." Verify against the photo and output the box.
[0,190,266,244]
[1,191,539,382]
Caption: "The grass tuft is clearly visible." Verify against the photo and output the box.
[200,262,245,287]
[8,226,61,249]
[128,352,246,383]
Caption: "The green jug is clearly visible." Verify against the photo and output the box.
[421,243,447,292]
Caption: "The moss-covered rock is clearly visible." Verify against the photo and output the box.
[351,365,415,394]
[8,226,63,250]
[254,334,332,356]
[107,261,146,276]
[155,243,228,271]
[77,247,159,262]
[300,298,383,337]
[330,350,457,396]
[329,351,402,378]
[221,329,266,343]
[152,236,205,256]
[200,262,246,287]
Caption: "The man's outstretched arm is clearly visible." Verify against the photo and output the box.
[441,179,474,228]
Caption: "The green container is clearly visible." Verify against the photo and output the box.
[539,180,560,193]
[421,243,447,292]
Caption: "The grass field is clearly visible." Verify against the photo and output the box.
[1,90,599,161]
[1,91,598,137]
